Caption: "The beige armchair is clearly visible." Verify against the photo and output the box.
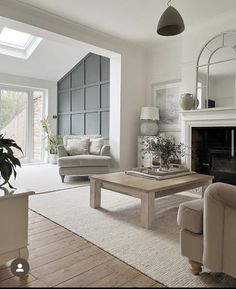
[58,135,112,182]
[177,182,236,278]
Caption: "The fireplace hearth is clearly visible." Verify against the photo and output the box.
[192,127,236,185]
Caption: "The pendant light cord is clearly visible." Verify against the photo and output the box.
[167,0,171,6]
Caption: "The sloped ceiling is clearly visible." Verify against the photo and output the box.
[0,17,89,81]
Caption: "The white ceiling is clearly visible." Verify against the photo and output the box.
[18,0,236,46]
[0,17,89,81]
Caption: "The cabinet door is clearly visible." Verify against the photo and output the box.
[137,136,153,167]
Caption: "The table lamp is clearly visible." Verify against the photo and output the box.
[140,107,159,136]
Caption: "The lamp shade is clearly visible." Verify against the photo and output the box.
[140,107,159,120]
[157,6,185,36]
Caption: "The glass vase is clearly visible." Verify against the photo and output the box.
[160,156,170,171]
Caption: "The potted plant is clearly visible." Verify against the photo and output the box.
[41,118,62,164]
[142,135,185,171]
[0,133,22,188]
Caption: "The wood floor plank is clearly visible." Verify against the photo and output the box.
[0,274,36,288]
[55,263,114,287]
[29,241,92,270]
[31,246,107,278]
[33,252,112,287]
[0,210,164,288]
[121,274,157,287]
[89,265,140,287]
[29,235,88,258]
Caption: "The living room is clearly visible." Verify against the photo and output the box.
[0,0,236,287]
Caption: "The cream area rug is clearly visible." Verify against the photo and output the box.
[13,164,89,193]
[29,186,236,287]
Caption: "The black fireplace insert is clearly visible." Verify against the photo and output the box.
[192,127,236,185]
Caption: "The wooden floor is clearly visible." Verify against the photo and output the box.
[0,210,165,288]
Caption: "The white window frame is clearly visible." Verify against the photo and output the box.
[0,27,42,59]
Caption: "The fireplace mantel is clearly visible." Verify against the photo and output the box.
[181,107,236,169]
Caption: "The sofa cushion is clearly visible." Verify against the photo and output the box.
[89,138,104,155]
[177,199,204,234]
[63,135,101,147]
[58,155,112,168]
[66,138,90,156]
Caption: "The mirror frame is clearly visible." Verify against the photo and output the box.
[196,31,236,109]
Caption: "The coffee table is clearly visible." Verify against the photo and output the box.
[90,172,213,229]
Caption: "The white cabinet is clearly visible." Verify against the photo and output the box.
[0,188,35,265]
[137,136,158,167]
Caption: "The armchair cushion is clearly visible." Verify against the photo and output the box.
[89,138,104,155]
[66,138,90,156]
[177,199,203,234]
[63,135,100,147]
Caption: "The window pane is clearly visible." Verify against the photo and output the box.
[32,91,44,162]
[0,89,27,159]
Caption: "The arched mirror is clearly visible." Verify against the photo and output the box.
[196,31,236,109]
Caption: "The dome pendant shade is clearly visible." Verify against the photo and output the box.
[157,6,185,36]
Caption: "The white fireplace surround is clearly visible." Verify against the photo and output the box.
[181,107,236,169]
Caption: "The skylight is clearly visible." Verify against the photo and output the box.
[0,28,33,49]
[0,27,42,59]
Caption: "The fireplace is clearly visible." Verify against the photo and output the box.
[192,127,236,184]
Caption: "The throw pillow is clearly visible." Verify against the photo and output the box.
[66,138,90,156]
[89,138,104,155]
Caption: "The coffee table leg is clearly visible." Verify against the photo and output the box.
[141,192,155,229]
[90,179,101,208]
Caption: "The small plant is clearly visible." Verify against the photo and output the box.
[41,118,62,154]
[0,134,22,188]
[142,135,185,171]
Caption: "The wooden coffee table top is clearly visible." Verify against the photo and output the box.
[90,172,214,193]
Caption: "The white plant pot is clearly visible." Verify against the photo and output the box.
[49,154,58,164]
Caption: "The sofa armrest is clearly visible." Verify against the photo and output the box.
[100,145,110,156]
[58,145,68,158]
[203,182,236,273]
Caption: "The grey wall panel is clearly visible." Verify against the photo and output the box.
[85,86,100,109]
[72,89,84,112]
[58,91,70,113]
[85,54,100,84]
[72,65,84,88]
[58,75,70,90]
[72,114,84,134]
[101,83,110,108]
[58,115,70,135]
[85,112,100,135]
[58,53,110,140]
[101,57,110,81]
[101,111,109,139]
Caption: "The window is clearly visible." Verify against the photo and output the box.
[0,85,46,163]
[0,27,42,59]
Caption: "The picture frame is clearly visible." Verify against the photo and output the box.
[152,79,181,132]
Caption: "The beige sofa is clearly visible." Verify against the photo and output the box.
[177,182,236,278]
[58,135,112,182]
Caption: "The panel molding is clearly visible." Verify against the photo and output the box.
[57,53,110,139]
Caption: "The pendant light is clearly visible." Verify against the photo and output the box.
[157,0,185,36]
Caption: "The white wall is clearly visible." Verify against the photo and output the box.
[146,10,236,143]
[0,73,57,134]
[146,38,182,143]
[0,0,147,169]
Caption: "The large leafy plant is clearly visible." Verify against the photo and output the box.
[0,134,22,188]
[142,135,186,170]
[41,118,62,154]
